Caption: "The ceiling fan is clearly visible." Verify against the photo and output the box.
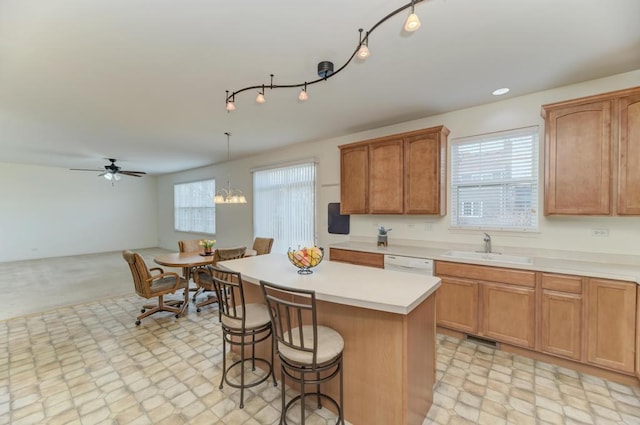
[70,158,146,181]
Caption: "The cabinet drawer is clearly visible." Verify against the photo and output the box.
[541,273,583,294]
[329,248,384,269]
[435,261,536,288]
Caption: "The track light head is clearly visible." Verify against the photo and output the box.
[404,1,421,32]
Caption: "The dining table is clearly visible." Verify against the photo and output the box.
[153,249,257,282]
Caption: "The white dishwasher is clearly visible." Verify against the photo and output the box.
[384,254,434,275]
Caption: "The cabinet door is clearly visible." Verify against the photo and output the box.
[340,145,368,214]
[481,282,535,348]
[586,278,636,373]
[544,100,612,215]
[541,290,582,361]
[436,276,478,333]
[404,130,446,215]
[369,138,404,214]
[617,94,640,214]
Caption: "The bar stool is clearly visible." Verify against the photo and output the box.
[208,266,277,408]
[260,280,344,425]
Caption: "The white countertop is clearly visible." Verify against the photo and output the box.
[330,241,640,284]
[219,253,441,315]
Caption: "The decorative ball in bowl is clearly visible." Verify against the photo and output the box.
[287,246,324,275]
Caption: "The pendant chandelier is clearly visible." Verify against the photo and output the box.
[214,132,247,204]
[225,0,424,111]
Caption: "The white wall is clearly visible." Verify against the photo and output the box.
[159,69,640,256]
[0,162,159,262]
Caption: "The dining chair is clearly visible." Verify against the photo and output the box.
[192,246,246,312]
[260,280,344,425]
[252,237,274,255]
[122,250,189,326]
[207,266,277,408]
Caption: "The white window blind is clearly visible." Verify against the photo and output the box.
[451,126,539,231]
[174,179,216,234]
[253,162,316,254]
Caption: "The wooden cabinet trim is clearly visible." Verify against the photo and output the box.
[541,85,640,113]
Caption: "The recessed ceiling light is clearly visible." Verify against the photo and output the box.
[492,87,510,96]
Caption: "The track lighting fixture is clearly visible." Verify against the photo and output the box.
[357,28,370,60]
[404,0,421,32]
[224,0,425,110]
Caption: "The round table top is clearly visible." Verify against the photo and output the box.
[154,249,256,268]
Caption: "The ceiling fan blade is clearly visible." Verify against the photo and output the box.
[119,171,146,177]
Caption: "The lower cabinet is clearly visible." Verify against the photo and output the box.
[540,273,584,361]
[586,278,636,374]
[435,261,536,349]
[436,276,478,334]
[481,282,535,348]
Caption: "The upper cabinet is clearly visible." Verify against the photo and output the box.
[542,86,640,215]
[617,93,640,215]
[340,144,369,214]
[339,126,449,215]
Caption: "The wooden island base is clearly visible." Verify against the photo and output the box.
[241,282,437,425]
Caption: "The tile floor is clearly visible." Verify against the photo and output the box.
[1,250,640,424]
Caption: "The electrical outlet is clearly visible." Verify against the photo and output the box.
[407,223,415,229]
[424,222,433,231]
[590,228,609,237]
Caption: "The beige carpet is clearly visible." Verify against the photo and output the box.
[0,248,178,322]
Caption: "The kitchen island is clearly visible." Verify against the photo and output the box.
[220,253,441,425]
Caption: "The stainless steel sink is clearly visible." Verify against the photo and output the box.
[442,250,533,265]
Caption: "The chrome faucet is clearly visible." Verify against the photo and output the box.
[483,233,492,253]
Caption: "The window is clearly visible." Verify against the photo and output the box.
[253,162,316,254]
[451,126,539,231]
[174,179,216,234]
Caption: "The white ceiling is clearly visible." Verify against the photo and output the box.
[1,0,639,175]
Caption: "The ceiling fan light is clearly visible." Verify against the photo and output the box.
[104,172,113,181]
[404,13,421,32]
[357,44,370,60]
[114,173,121,181]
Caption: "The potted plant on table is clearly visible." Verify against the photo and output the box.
[199,239,216,255]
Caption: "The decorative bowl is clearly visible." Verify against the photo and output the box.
[287,246,324,275]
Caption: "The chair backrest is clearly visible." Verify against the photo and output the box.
[178,239,201,253]
[208,266,246,328]
[252,237,274,255]
[122,250,152,298]
[260,280,319,367]
[213,246,247,264]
